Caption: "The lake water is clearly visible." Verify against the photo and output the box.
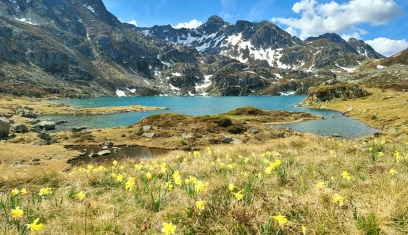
[42,96,379,138]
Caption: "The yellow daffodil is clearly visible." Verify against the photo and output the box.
[273,215,288,227]
[165,182,173,191]
[378,151,384,157]
[172,171,179,179]
[26,218,43,234]
[196,200,206,211]
[394,151,401,162]
[381,139,385,145]
[338,143,343,147]
[112,160,118,166]
[228,184,236,191]
[162,222,176,235]
[119,166,125,170]
[227,164,233,169]
[341,171,352,181]
[127,177,136,184]
[233,191,244,200]
[74,191,86,200]
[38,188,51,196]
[11,207,24,218]
[174,176,182,185]
[316,182,325,189]
[116,175,124,182]
[195,181,205,193]
[302,225,307,235]
[390,169,397,176]
[12,188,19,195]
[333,194,346,206]
[87,164,93,170]
[111,173,117,178]
[188,176,197,184]
[21,188,27,195]
[264,167,272,175]
[146,172,152,180]
[125,182,135,191]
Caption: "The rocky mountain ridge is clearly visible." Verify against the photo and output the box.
[0,0,388,98]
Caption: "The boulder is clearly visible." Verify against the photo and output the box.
[249,127,259,134]
[38,132,52,140]
[11,123,29,133]
[20,111,37,118]
[142,132,156,138]
[72,126,87,132]
[0,117,10,138]
[33,121,56,131]
[222,137,233,144]
[33,140,50,146]
[103,141,114,146]
[143,126,152,131]
[98,150,111,156]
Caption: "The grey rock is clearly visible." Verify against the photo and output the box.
[142,132,156,138]
[346,107,354,112]
[26,119,41,125]
[19,111,37,118]
[230,138,243,144]
[11,123,28,133]
[182,134,194,140]
[0,117,10,138]
[143,126,152,131]
[33,121,56,131]
[249,127,259,134]
[72,126,87,132]
[88,153,99,158]
[98,150,111,156]
[103,141,114,146]
[101,146,109,150]
[332,134,341,138]
[38,132,52,140]
[222,137,233,144]
[32,158,41,162]
[387,128,397,134]
[33,140,50,146]
[276,132,285,138]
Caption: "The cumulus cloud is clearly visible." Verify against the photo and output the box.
[365,38,408,57]
[271,0,404,39]
[174,19,203,29]
[127,20,137,26]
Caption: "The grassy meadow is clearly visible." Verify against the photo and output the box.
[1,135,408,234]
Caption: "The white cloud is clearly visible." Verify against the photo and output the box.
[285,27,298,37]
[365,38,408,57]
[127,20,137,26]
[174,19,203,29]
[272,0,404,39]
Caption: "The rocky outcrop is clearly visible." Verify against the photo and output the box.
[0,117,10,138]
[299,84,370,106]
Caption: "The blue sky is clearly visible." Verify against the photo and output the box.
[101,0,408,56]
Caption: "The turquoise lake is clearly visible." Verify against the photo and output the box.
[43,96,379,138]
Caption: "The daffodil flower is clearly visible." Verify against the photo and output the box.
[125,182,135,191]
[273,215,288,227]
[302,225,307,235]
[38,188,51,196]
[162,222,176,235]
[174,176,182,185]
[74,191,86,200]
[21,188,27,195]
[390,169,397,176]
[112,160,118,166]
[196,200,205,211]
[146,172,152,180]
[333,194,346,206]
[316,182,325,189]
[228,184,236,191]
[12,188,19,195]
[11,207,24,218]
[165,182,173,191]
[233,191,244,200]
[26,218,43,234]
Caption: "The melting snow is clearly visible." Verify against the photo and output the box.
[377,65,386,69]
[274,73,283,79]
[83,5,95,13]
[15,18,38,25]
[335,64,356,73]
[172,72,182,77]
[116,89,126,97]
[169,84,180,91]
[126,88,136,93]
[195,75,212,96]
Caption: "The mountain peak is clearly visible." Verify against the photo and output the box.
[207,15,224,25]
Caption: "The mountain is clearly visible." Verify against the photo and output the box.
[0,1,386,98]
[136,16,384,70]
